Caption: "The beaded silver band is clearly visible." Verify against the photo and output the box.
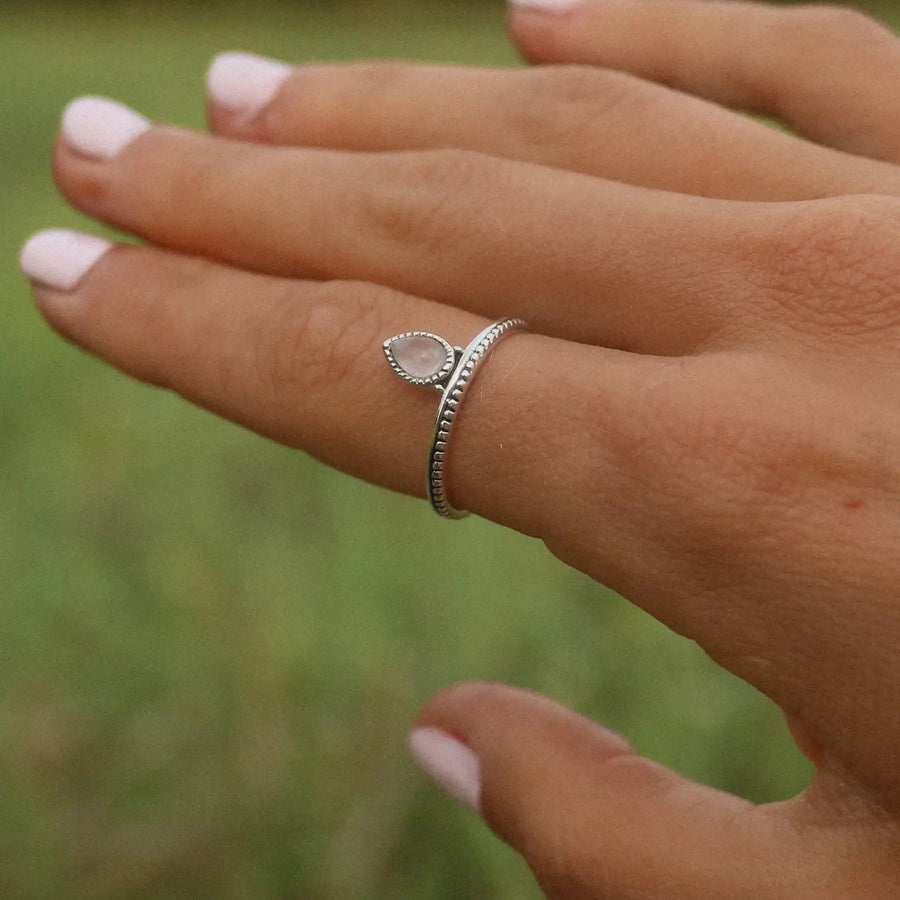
[383,318,527,518]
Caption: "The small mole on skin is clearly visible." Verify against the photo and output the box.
[844,498,864,511]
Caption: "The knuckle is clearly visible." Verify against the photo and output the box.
[787,4,893,48]
[148,131,230,221]
[756,196,900,335]
[517,64,633,115]
[403,148,487,197]
[253,282,382,402]
[647,356,891,541]
[506,66,640,147]
[341,59,410,90]
[589,358,813,539]
[362,149,493,252]
[758,7,896,120]
[294,61,411,139]
[135,255,217,389]
[686,400,804,500]
[252,286,312,400]
[528,757,666,900]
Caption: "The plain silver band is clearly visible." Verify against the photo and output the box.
[428,318,527,518]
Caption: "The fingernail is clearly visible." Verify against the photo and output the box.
[408,728,481,813]
[206,52,291,118]
[20,229,113,292]
[509,0,583,11]
[62,96,151,160]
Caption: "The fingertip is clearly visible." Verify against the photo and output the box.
[408,727,482,813]
[509,0,583,13]
[507,0,633,65]
[61,96,151,161]
[413,680,503,737]
[507,1,578,64]
[20,228,114,293]
[414,680,634,761]
[206,51,291,123]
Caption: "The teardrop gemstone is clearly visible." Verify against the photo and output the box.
[388,335,450,380]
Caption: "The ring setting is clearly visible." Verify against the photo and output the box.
[383,331,458,390]
[383,318,527,519]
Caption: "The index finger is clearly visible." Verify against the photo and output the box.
[24,230,900,809]
[19,232,677,545]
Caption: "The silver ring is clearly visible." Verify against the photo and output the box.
[383,318,527,518]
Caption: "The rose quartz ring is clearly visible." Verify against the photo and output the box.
[383,318,527,518]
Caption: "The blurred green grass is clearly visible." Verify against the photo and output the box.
[3,1,895,897]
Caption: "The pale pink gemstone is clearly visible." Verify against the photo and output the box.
[391,335,447,379]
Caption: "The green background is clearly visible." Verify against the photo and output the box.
[1,2,892,897]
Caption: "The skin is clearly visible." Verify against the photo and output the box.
[22,0,900,895]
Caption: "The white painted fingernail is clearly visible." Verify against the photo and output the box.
[206,52,291,117]
[408,728,481,813]
[509,0,583,11]
[62,96,150,160]
[20,229,113,292]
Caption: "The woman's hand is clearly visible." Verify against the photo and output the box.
[20,0,900,895]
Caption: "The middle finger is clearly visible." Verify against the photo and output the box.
[58,97,785,356]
